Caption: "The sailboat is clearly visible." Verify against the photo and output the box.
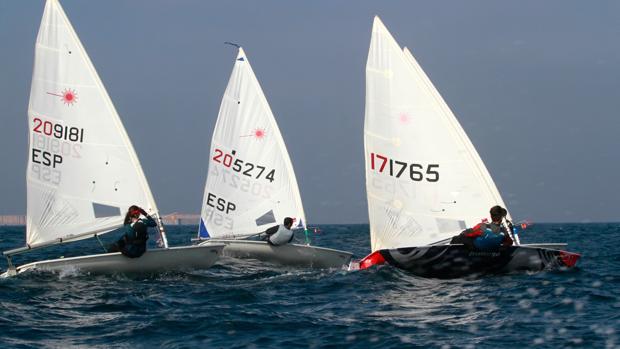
[357,16,580,278]
[196,47,352,268]
[2,0,223,276]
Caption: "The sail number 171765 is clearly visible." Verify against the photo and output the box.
[370,152,439,182]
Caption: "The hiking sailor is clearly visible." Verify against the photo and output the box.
[451,205,514,251]
[262,217,295,246]
[108,205,157,258]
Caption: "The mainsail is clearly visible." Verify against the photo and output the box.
[26,0,160,246]
[199,48,306,239]
[364,16,509,251]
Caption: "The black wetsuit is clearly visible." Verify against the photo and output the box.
[108,216,157,258]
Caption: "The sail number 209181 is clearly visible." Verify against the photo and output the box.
[33,117,84,143]
[370,152,439,182]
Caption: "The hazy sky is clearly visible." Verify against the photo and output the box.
[1,1,619,223]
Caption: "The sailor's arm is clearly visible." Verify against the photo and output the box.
[138,207,157,227]
[264,225,279,236]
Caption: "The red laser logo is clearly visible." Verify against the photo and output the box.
[47,88,78,106]
[241,128,267,140]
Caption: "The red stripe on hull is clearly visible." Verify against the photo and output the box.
[559,250,581,267]
[359,250,386,270]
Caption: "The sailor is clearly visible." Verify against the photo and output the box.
[451,205,513,250]
[262,217,295,246]
[108,205,157,258]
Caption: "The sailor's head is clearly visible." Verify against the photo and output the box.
[123,205,143,225]
[283,217,294,229]
[490,205,507,223]
[128,205,141,219]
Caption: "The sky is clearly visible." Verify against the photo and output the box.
[0,1,619,224]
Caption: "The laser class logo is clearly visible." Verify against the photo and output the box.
[240,128,266,140]
[47,88,78,106]
[398,112,411,124]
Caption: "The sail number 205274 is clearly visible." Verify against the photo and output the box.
[213,149,276,183]
[370,152,439,182]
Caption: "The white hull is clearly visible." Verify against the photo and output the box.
[5,245,224,276]
[199,239,353,269]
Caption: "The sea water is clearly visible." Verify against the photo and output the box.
[0,223,617,348]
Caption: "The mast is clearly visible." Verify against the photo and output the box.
[154,214,169,248]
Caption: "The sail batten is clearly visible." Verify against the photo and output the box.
[365,17,509,251]
[25,0,159,246]
[199,48,306,239]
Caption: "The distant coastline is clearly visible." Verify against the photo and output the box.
[0,215,25,225]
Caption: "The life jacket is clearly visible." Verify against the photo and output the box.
[268,225,294,246]
[473,228,505,251]
[463,223,485,238]
[120,220,149,258]
[127,220,149,245]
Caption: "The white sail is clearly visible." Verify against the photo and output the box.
[364,16,508,251]
[26,0,159,246]
[199,48,306,239]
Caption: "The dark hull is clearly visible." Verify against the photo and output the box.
[362,245,580,279]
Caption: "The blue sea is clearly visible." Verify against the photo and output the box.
[0,223,618,348]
